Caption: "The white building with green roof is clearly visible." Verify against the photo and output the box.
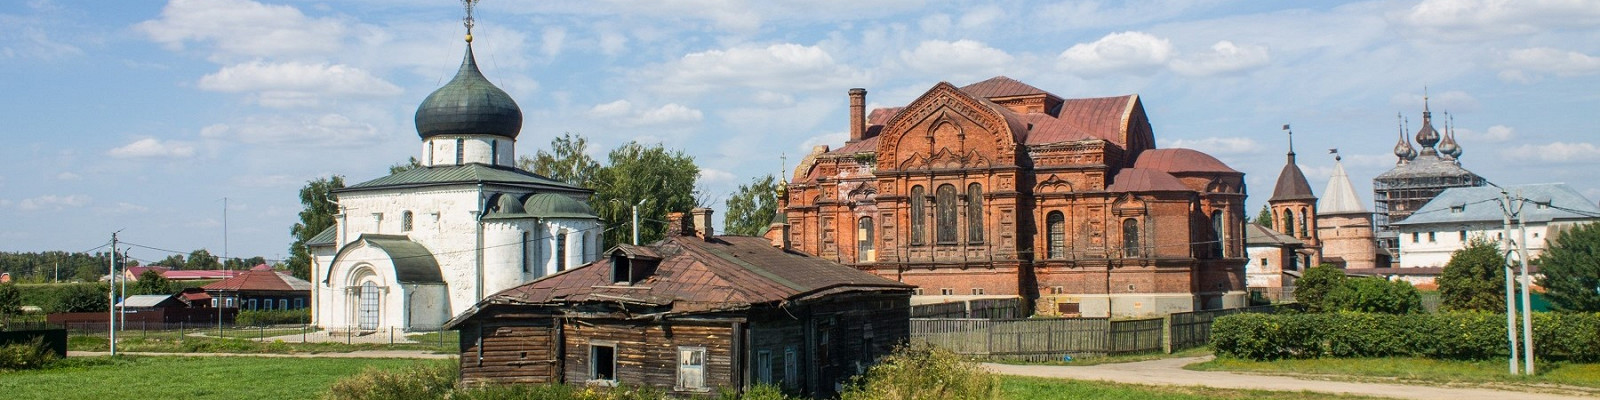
[307,20,600,332]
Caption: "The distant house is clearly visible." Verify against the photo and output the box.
[446,209,914,398]
[203,265,312,311]
[115,294,186,311]
[124,265,244,282]
[1394,183,1600,276]
[1245,223,1305,291]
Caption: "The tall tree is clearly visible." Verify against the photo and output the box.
[724,174,780,236]
[1537,223,1600,312]
[1437,238,1505,312]
[1254,205,1273,228]
[185,249,220,270]
[589,142,699,249]
[389,157,422,174]
[0,283,20,317]
[1294,264,1345,312]
[518,133,601,187]
[287,175,345,279]
[155,254,185,268]
[131,269,174,296]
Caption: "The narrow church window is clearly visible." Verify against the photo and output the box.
[455,138,465,165]
[402,211,413,232]
[967,183,984,243]
[910,186,926,245]
[490,140,498,165]
[857,217,875,262]
[521,231,531,273]
[1122,218,1140,258]
[1046,211,1066,259]
[1282,210,1295,237]
[556,232,569,272]
[936,184,957,243]
[1299,207,1308,237]
[1210,211,1224,258]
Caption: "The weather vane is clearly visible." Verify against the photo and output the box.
[462,0,478,42]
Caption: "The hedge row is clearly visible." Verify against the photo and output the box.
[236,309,311,326]
[1211,312,1600,362]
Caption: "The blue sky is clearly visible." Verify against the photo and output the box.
[3,0,1598,263]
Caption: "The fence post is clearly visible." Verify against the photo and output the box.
[347,328,352,345]
[1162,314,1173,354]
[390,327,395,345]
[302,324,308,343]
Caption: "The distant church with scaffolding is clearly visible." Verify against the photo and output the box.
[1373,99,1487,263]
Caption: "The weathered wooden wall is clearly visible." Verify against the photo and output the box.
[458,318,558,386]
[561,319,735,395]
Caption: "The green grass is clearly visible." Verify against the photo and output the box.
[1188,356,1600,394]
[999,376,1381,399]
[0,355,428,400]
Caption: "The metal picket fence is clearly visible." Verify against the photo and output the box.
[60,321,457,351]
[911,305,1284,361]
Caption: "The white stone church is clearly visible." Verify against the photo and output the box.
[306,33,600,331]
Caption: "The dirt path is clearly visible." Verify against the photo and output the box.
[985,356,1596,400]
[69,350,453,359]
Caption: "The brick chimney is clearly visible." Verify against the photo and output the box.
[690,208,715,240]
[665,212,690,236]
[848,88,867,143]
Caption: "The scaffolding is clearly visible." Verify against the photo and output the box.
[1372,155,1486,259]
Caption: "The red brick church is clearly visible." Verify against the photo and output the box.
[778,77,1247,317]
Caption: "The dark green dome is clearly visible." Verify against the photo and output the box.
[523,193,596,218]
[415,44,522,139]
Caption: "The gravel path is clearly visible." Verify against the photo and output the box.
[985,356,1596,400]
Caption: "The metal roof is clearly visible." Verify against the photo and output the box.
[414,43,522,140]
[1133,148,1240,174]
[1270,155,1316,202]
[203,267,312,292]
[1106,168,1189,192]
[339,163,586,193]
[361,235,446,284]
[306,225,337,247]
[1319,159,1366,214]
[1394,183,1600,226]
[117,295,178,308]
[1245,224,1304,247]
[1374,153,1483,183]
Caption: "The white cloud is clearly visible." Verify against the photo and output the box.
[1169,41,1270,76]
[798,131,849,154]
[588,100,703,127]
[1389,90,1479,111]
[1158,137,1262,155]
[958,5,1005,29]
[541,27,566,57]
[1451,124,1516,143]
[901,40,1014,79]
[1058,31,1173,77]
[1399,0,1600,40]
[104,202,150,215]
[589,100,634,118]
[17,194,92,211]
[1499,47,1600,79]
[198,61,402,107]
[199,114,381,147]
[1503,142,1600,163]
[109,138,198,159]
[651,43,865,94]
[135,0,347,60]
[56,172,81,181]
[698,168,737,185]
[597,30,628,56]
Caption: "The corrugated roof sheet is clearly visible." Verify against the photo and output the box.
[960,76,1052,99]
[340,164,587,193]
[306,226,337,247]
[203,267,312,292]
[1106,168,1189,192]
[1394,183,1600,226]
[1245,224,1303,246]
[1133,148,1240,174]
[117,295,177,308]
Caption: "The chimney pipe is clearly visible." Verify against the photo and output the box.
[848,88,867,143]
[666,212,689,237]
[690,208,715,240]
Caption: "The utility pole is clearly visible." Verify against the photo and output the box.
[119,248,127,331]
[1499,191,1517,374]
[1515,191,1535,375]
[108,232,118,356]
[632,200,642,245]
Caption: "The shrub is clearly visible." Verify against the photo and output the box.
[1294,264,1344,312]
[52,283,109,313]
[1532,312,1600,362]
[1437,238,1505,312]
[1210,312,1600,362]
[0,283,21,316]
[0,337,58,371]
[236,309,310,326]
[1323,278,1423,314]
[323,359,457,400]
[840,342,999,400]
[1209,313,1323,360]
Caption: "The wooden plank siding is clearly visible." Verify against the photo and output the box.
[458,319,558,386]
[561,320,736,395]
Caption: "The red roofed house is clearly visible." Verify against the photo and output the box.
[781,77,1248,317]
[203,265,312,311]
[446,209,913,397]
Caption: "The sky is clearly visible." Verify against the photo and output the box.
[3,0,1599,263]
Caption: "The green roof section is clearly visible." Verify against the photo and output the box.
[339,164,588,193]
[360,235,445,284]
[306,226,337,247]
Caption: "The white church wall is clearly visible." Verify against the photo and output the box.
[538,218,602,275]
[403,283,450,329]
[482,220,542,296]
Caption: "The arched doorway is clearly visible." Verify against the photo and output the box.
[358,281,380,330]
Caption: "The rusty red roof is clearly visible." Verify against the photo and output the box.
[1134,148,1240,174]
[472,235,912,316]
[1053,95,1137,144]
[1106,168,1189,192]
[960,76,1052,99]
[203,268,311,292]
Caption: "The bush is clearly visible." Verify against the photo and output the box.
[1323,278,1423,314]
[840,343,999,400]
[1210,311,1600,362]
[323,359,457,400]
[1294,264,1344,312]
[237,309,310,326]
[0,337,58,371]
[52,283,109,313]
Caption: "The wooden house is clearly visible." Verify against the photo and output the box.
[445,208,914,397]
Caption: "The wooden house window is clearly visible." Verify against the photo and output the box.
[782,347,798,390]
[279,299,287,310]
[590,343,617,382]
[294,298,304,309]
[910,186,926,245]
[1428,231,1436,243]
[913,288,925,295]
[857,217,875,262]
[757,350,773,384]
[1412,232,1420,243]
[248,299,257,310]
[936,184,958,243]
[1460,230,1467,242]
[677,346,707,390]
[1122,218,1140,258]
[1047,211,1066,259]
[967,183,984,243]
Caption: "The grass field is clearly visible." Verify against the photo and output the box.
[1000,376,1381,399]
[1189,356,1600,394]
[0,356,429,400]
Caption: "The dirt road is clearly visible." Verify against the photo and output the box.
[985,356,1596,400]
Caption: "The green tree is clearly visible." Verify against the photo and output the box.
[54,284,108,313]
[154,254,185,268]
[389,157,422,174]
[723,174,780,236]
[286,175,345,280]
[589,142,699,248]
[1438,238,1505,312]
[0,283,20,317]
[517,133,601,187]
[1294,264,1345,312]
[131,270,174,296]
[1254,205,1273,228]
[1537,223,1600,312]
[1324,277,1423,314]
[185,249,220,270]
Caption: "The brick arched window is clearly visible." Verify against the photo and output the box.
[1299,207,1309,238]
[910,186,926,245]
[966,183,984,243]
[935,184,957,243]
[1122,218,1140,258]
[1210,210,1224,258]
[857,217,875,262]
[1047,211,1065,259]
[1282,209,1295,237]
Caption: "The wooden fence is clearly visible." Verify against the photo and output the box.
[911,305,1285,361]
[909,298,1025,319]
